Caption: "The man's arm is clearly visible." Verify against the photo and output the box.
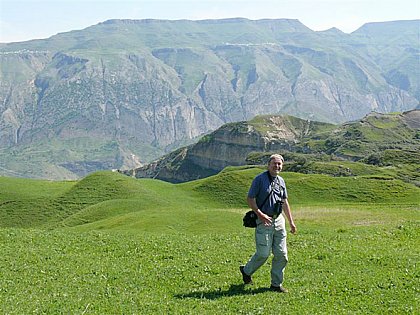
[282,199,297,234]
[247,196,272,226]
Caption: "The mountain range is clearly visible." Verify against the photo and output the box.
[0,18,419,179]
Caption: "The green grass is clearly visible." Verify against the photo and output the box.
[0,168,419,313]
[1,168,418,229]
[1,207,418,314]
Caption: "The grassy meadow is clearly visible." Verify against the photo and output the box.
[0,168,419,314]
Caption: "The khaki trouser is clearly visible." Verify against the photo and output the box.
[243,215,288,287]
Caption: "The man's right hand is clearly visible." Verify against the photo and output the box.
[247,198,273,226]
[258,211,273,226]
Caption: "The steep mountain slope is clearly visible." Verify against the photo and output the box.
[0,19,418,179]
[124,110,420,183]
[351,20,420,100]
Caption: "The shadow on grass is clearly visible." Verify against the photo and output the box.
[174,284,271,300]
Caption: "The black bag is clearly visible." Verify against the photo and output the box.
[243,210,257,228]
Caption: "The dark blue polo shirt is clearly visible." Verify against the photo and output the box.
[248,171,288,217]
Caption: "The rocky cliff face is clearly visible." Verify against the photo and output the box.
[124,115,334,182]
[0,19,418,179]
[125,110,420,183]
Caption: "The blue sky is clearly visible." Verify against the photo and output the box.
[1,0,419,43]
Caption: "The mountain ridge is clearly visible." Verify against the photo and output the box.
[0,19,418,179]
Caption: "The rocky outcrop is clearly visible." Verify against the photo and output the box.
[123,115,334,182]
[124,110,420,183]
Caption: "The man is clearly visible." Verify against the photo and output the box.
[240,154,297,293]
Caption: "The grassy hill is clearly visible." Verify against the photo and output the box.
[1,168,419,313]
[1,167,418,230]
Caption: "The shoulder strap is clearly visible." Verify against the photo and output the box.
[260,189,273,209]
[260,172,275,208]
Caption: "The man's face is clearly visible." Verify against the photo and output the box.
[268,157,283,175]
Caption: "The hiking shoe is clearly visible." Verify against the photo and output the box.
[240,266,252,284]
[270,285,288,293]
